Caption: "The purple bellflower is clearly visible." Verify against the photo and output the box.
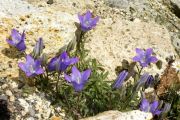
[78,10,99,32]
[145,75,154,88]
[113,70,128,89]
[6,29,26,51]
[32,37,44,59]
[135,73,149,91]
[48,52,78,72]
[18,55,44,77]
[64,66,91,92]
[161,103,171,114]
[140,98,162,116]
[133,48,158,67]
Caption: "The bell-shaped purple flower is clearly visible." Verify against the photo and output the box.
[78,10,99,32]
[140,98,162,116]
[6,29,26,51]
[48,52,78,72]
[135,73,149,91]
[113,70,128,89]
[140,98,150,112]
[32,37,44,59]
[145,75,154,88]
[150,101,162,116]
[18,55,44,77]
[133,48,158,67]
[161,103,171,115]
[64,66,91,92]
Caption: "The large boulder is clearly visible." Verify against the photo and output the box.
[0,0,77,78]
[81,110,152,120]
[84,18,177,80]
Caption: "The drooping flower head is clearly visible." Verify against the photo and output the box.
[133,48,158,67]
[113,70,128,89]
[6,29,26,51]
[48,52,78,72]
[78,10,99,32]
[161,103,171,115]
[135,73,149,91]
[140,98,150,112]
[140,98,162,116]
[18,55,44,77]
[32,37,44,59]
[145,75,154,88]
[64,66,91,92]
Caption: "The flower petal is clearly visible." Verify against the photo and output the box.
[64,74,72,82]
[81,69,91,82]
[72,82,85,92]
[18,62,27,72]
[26,72,35,77]
[48,57,59,71]
[153,110,162,116]
[70,57,79,64]
[113,70,128,89]
[84,10,92,21]
[58,62,68,71]
[140,62,148,67]
[133,56,142,62]
[150,101,159,113]
[140,98,150,112]
[146,48,153,56]
[6,39,15,46]
[72,66,81,79]
[148,56,158,63]
[36,68,44,75]
[60,52,68,60]
[135,48,144,54]
[11,29,21,42]
[90,16,99,27]
[16,41,26,51]
[26,55,34,64]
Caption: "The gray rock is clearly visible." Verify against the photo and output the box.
[5,90,12,96]
[28,107,35,117]
[85,18,177,80]
[0,95,8,101]
[81,110,152,120]
[105,0,130,9]
[0,0,37,17]
[0,0,77,78]
[171,32,180,55]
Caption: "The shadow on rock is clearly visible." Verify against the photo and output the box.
[0,99,11,120]
[1,47,24,59]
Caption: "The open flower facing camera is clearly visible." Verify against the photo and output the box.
[133,48,158,67]
[78,10,99,32]
[18,55,44,77]
[140,98,162,116]
[48,52,79,72]
[65,66,91,92]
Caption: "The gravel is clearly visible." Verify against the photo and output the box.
[0,77,64,120]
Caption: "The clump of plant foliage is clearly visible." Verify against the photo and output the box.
[5,10,178,120]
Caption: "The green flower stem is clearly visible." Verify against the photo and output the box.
[45,66,49,80]
[76,31,85,55]
[136,65,143,78]
[56,72,61,95]
[75,92,82,117]
[23,51,27,56]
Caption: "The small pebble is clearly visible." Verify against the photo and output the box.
[5,90,12,96]
[2,84,8,89]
